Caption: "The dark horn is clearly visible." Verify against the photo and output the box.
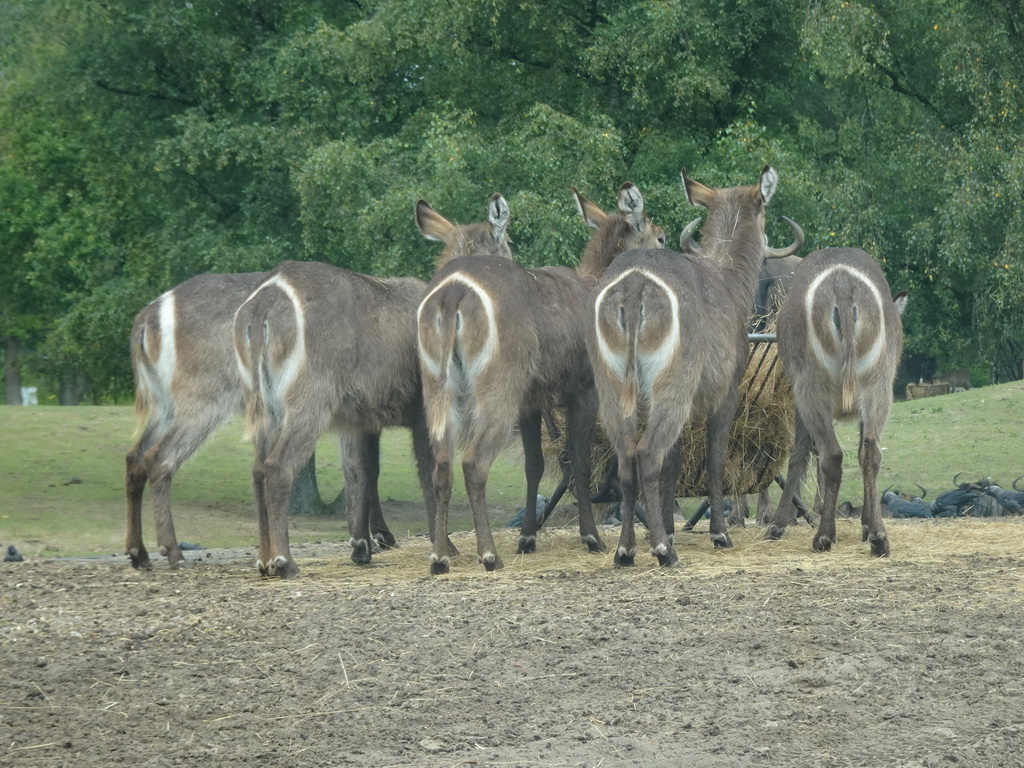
[1013,475,1024,492]
[916,483,927,500]
[765,216,804,259]
[953,472,962,487]
[679,217,702,254]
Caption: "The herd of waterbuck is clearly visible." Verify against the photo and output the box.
[125,166,912,578]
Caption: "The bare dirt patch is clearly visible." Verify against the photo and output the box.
[3,518,1024,767]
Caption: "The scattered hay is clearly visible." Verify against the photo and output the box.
[544,338,794,499]
[266,515,1024,585]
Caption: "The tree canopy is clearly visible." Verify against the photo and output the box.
[1,0,1021,401]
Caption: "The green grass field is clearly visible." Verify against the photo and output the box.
[1,379,1021,558]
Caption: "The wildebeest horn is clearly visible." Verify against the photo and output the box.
[916,483,927,499]
[881,484,893,499]
[765,216,804,259]
[1013,475,1024,492]
[953,472,962,487]
[679,217,702,254]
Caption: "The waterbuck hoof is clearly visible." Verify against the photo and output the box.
[430,554,450,575]
[481,552,504,571]
[869,534,890,558]
[517,535,537,555]
[127,548,152,570]
[766,524,786,541]
[653,546,679,568]
[265,556,300,579]
[582,534,607,553]
[614,547,636,567]
[711,532,733,549]
[812,535,834,553]
[350,538,372,565]
[257,556,299,579]
[372,530,397,550]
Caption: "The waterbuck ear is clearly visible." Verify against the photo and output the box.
[415,199,455,242]
[573,187,607,229]
[759,165,779,204]
[617,182,646,233]
[893,290,909,315]
[488,193,510,243]
[681,167,714,209]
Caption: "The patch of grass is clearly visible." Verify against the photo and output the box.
[0,407,524,557]
[1,380,1022,558]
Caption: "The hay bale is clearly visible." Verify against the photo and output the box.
[543,338,794,500]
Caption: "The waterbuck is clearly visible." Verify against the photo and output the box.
[233,196,511,578]
[417,183,663,574]
[766,248,907,555]
[590,166,803,567]
[126,272,266,570]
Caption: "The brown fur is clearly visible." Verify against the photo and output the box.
[417,184,663,573]
[125,272,267,570]
[590,166,803,567]
[233,197,512,578]
[767,247,907,556]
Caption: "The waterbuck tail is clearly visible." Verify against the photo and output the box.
[130,324,160,435]
[431,310,460,444]
[240,320,269,444]
[838,306,858,415]
[621,324,640,418]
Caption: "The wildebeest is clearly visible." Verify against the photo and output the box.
[417,183,664,573]
[881,490,932,518]
[232,196,512,578]
[589,165,803,567]
[767,248,908,556]
[979,478,1024,515]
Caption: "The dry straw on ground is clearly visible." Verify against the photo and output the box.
[544,338,794,499]
[247,515,1024,586]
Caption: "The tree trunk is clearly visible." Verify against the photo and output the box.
[58,372,86,405]
[288,452,344,515]
[4,336,22,405]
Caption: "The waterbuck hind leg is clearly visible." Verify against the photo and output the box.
[567,392,606,553]
[705,400,737,549]
[344,433,378,565]
[429,442,455,575]
[613,453,640,567]
[636,445,678,567]
[462,427,507,571]
[259,426,319,579]
[125,436,153,570]
[728,494,750,528]
[755,488,773,527]
[659,441,683,546]
[410,415,457,556]
[363,432,397,551]
[859,424,890,557]
[810,424,843,554]
[516,411,544,555]
[768,414,814,541]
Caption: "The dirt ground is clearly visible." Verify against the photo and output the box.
[3,517,1024,768]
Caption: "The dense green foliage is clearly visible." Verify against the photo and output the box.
[1,0,1021,401]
